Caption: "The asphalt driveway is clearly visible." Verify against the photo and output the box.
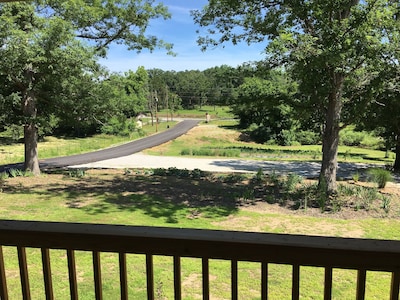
[0,119,200,172]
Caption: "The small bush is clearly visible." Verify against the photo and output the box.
[367,168,392,188]
[67,169,86,178]
[0,172,9,181]
[252,168,265,183]
[295,130,320,145]
[352,172,360,182]
[282,173,303,193]
[340,130,365,147]
[9,168,24,178]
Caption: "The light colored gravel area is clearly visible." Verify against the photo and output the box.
[71,152,390,180]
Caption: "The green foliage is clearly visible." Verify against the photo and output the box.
[232,74,300,145]
[295,130,320,145]
[152,167,211,179]
[180,147,240,157]
[0,0,173,171]
[8,168,23,178]
[252,168,266,183]
[67,169,86,178]
[282,173,303,193]
[193,0,399,194]
[381,196,391,214]
[340,130,366,147]
[352,172,360,182]
[367,168,393,188]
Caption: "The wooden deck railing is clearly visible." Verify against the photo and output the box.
[0,220,398,299]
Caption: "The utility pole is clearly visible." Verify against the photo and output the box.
[154,91,158,133]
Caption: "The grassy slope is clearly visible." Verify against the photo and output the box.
[145,120,394,165]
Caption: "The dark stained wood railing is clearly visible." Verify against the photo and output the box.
[0,220,398,299]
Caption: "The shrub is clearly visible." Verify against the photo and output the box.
[352,172,360,182]
[367,168,392,188]
[282,173,303,193]
[295,130,320,145]
[67,169,86,178]
[9,168,23,178]
[340,130,365,146]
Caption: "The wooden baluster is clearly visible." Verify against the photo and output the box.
[17,246,30,300]
[119,252,128,300]
[41,248,54,300]
[146,254,154,300]
[261,262,268,300]
[0,246,8,300]
[231,260,238,300]
[391,271,400,300]
[173,256,181,300]
[93,251,102,300]
[202,258,209,300]
[292,264,300,300]
[67,249,78,300]
[356,269,366,300]
[324,266,333,300]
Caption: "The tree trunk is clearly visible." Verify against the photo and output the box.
[22,66,40,175]
[24,122,40,175]
[394,135,400,172]
[319,72,344,195]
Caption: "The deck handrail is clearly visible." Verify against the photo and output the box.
[0,220,399,299]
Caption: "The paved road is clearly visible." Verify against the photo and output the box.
[0,120,200,172]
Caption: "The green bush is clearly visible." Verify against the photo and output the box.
[282,173,303,193]
[340,130,365,146]
[295,130,320,145]
[367,168,392,188]
[180,148,240,157]
[101,116,138,137]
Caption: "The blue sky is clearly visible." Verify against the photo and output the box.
[99,0,267,72]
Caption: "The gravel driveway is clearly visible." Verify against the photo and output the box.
[71,152,386,180]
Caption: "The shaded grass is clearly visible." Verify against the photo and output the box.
[0,169,399,298]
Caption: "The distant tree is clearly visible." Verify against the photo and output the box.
[233,72,298,145]
[193,0,398,194]
[173,70,211,109]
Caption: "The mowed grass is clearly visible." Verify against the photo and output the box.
[1,169,400,299]
[146,121,394,165]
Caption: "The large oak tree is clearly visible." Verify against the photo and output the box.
[193,0,398,194]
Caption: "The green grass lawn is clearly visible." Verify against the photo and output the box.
[1,169,399,299]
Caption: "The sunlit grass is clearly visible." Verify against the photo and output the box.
[146,122,394,165]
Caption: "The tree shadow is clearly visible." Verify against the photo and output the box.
[5,172,242,222]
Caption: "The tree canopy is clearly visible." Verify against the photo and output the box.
[0,0,172,174]
[193,0,399,194]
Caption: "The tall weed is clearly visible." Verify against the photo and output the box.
[367,168,392,188]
